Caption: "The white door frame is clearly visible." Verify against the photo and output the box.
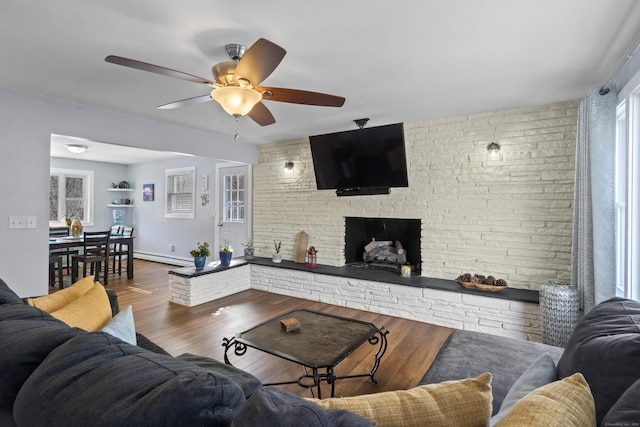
[214,162,253,259]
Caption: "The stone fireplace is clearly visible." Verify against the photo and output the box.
[344,217,422,274]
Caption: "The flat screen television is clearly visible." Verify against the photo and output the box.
[309,123,408,196]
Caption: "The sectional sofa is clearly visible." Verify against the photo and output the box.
[1,276,638,426]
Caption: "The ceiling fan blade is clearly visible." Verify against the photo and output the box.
[105,55,214,85]
[157,94,213,110]
[258,87,345,107]
[233,39,286,86]
[247,102,276,126]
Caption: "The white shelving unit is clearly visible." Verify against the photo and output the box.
[108,187,134,207]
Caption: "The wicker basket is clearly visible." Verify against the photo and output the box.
[456,281,507,292]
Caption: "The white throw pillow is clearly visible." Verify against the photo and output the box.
[101,305,137,345]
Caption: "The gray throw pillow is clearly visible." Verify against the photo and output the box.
[490,353,558,426]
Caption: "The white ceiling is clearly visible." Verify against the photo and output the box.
[3,0,640,150]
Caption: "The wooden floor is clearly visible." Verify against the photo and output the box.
[55,259,453,398]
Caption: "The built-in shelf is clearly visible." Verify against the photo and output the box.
[107,204,134,208]
[108,188,135,192]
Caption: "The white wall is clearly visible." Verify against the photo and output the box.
[0,86,258,297]
[251,101,579,291]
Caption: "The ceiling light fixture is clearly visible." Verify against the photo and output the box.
[210,86,262,117]
[65,144,88,154]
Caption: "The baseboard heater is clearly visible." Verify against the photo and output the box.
[335,187,390,197]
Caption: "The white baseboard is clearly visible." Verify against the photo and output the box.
[134,252,191,267]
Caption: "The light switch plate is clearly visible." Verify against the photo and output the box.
[27,216,36,228]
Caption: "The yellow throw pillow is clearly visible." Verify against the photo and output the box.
[306,372,492,427]
[49,282,112,331]
[493,373,596,427]
[26,276,95,312]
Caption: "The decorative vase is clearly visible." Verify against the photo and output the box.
[220,251,233,266]
[243,247,255,260]
[70,218,83,238]
[272,253,282,263]
[194,256,207,269]
[539,282,580,347]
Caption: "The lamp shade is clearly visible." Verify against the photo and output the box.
[211,86,262,117]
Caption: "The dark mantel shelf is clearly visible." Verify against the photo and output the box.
[170,257,538,305]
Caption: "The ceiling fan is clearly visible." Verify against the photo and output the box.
[105,38,345,129]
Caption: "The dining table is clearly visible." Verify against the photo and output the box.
[49,235,134,280]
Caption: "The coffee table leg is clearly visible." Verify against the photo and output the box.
[222,336,247,365]
[368,327,389,383]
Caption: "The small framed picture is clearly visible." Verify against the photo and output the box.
[143,184,154,201]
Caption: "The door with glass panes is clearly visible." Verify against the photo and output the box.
[217,164,251,259]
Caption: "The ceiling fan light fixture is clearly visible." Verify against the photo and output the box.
[65,144,88,154]
[211,86,262,117]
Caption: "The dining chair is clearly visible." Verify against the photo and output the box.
[71,231,111,286]
[49,255,64,289]
[111,226,134,275]
[49,226,78,275]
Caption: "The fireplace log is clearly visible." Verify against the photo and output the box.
[364,239,393,253]
[395,240,404,255]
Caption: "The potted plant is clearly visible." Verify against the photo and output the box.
[242,239,255,259]
[272,240,282,263]
[190,242,210,269]
[219,240,233,266]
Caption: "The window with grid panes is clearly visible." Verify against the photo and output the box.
[165,166,195,219]
[223,173,245,222]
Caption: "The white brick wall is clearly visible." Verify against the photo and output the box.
[252,101,578,291]
[168,266,251,307]
[250,264,542,341]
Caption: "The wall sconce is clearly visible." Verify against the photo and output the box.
[65,144,88,154]
[487,142,501,154]
[284,161,294,171]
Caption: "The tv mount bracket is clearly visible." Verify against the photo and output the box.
[354,118,369,129]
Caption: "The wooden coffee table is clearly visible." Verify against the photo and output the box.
[223,309,389,398]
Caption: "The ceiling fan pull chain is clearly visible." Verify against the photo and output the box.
[234,116,240,141]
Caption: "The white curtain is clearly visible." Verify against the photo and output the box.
[571,87,617,312]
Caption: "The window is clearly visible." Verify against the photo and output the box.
[616,72,640,301]
[165,166,195,219]
[222,173,245,222]
[49,168,94,226]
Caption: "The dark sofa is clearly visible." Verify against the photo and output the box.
[420,296,640,426]
[0,278,371,427]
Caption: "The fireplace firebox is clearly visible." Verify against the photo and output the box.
[344,217,421,274]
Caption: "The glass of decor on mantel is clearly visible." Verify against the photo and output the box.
[219,240,233,266]
[272,240,282,263]
[190,242,210,269]
[306,246,318,269]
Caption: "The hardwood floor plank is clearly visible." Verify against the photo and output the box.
[54,259,453,398]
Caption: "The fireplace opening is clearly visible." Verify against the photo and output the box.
[344,217,421,274]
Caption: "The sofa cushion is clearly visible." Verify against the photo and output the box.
[0,278,23,305]
[490,353,557,425]
[49,282,112,331]
[0,304,80,411]
[176,353,263,399]
[101,304,136,345]
[13,333,248,427]
[232,387,374,427]
[601,377,640,425]
[557,297,640,424]
[419,329,563,414]
[25,276,95,311]
[309,373,493,427]
[493,373,595,427]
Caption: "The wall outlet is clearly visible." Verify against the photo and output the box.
[169,243,175,252]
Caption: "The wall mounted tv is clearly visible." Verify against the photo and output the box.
[309,122,408,196]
